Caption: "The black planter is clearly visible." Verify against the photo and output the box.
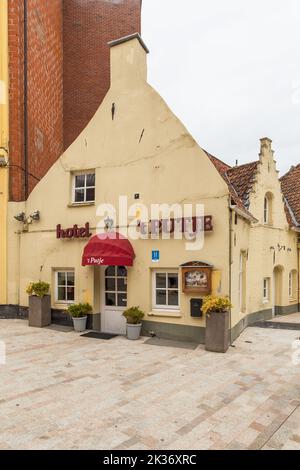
[28,295,51,328]
[205,310,230,353]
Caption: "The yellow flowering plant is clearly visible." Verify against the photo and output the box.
[202,296,232,315]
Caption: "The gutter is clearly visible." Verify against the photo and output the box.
[229,203,258,224]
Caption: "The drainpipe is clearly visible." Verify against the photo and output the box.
[298,241,300,312]
[229,204,233,345]
[23,0,29,200]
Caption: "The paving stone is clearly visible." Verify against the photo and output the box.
[0,319,299,450]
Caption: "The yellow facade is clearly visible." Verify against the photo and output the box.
[5,34,300,342]
[0,0,9,304]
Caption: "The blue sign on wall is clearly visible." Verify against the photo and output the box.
[152,250,160,263]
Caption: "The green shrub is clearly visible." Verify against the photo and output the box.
[122,306,145,325]
[67,303,92,318]
[26,282,50,298]
[202,296,232,315]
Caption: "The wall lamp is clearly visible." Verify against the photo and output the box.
[14,211,40,226]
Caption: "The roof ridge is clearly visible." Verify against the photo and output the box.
[202,149,232,170]
[226,160,260,173]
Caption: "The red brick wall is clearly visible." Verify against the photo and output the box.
[8,0,64,201]
[8,0,142,201]
[63,0,142,150]
[8,0,25,201]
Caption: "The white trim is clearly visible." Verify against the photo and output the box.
[263,277,270,302]
[55,270,75,304]
[152,269,180,310]
[71,170,95,205]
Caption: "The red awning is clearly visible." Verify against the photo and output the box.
[82,232,135,267]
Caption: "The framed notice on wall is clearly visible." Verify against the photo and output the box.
[181,262,213,295]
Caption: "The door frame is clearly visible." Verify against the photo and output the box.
[100,266,127,334]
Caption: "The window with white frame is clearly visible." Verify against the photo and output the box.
[264,193,273,225]
[264,196,269,224]
[73,172,95,204]
[263,278,270,302]
[152,270,179,310]
[289,270,297,299]
[55,271,75,303]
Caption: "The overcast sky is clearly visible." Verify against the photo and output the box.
[142,0,300,175]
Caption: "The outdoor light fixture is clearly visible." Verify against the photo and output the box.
[14,212,26,223]
[0,156,8,167]
[30,210,40,222]
[104,216,114,230]
[14,211,40,226]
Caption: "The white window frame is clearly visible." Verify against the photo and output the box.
[72,171,95,204]
[152,269,180,311]
[289,272,293,299]
[289,271,297,300]
[55,271,75,304]
[263,278,270,303]
[104,266,128,309]
[264,196,269,224]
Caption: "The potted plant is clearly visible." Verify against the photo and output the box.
[68,303,92,332]
[202,296,232,353]
[122,306,145,340]
[26,282,51,328]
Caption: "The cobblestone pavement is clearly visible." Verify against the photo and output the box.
[0,320,299,450]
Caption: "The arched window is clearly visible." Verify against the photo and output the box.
[264,192,273,225]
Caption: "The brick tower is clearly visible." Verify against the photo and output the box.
[8,0,142,201]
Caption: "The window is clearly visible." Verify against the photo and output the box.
[56,271,75,303]
[264,197,269,224]
[289,270,297,300]
[264,192,273,225]
[153,270,179,310]
[73,172,95,204]
[263,278,270,302]
[105,266,127,308]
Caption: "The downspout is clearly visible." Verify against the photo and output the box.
[23,0,29,200]
[298,240,300,313]
[229,204,233,345]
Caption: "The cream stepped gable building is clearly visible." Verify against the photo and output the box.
[3,34,300,343]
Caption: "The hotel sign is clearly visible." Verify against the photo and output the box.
[56,223,92,239]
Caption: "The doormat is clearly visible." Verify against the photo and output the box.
[144,337,200,350]
[81,332,119,340]
[250,321,300,331]
[46,324,74,333]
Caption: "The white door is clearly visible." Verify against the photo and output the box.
[101,266,127,335]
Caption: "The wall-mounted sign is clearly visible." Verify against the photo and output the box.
[181,261,213,295]
[152,250,160,263]
[140,216,213,236]
[57,223,92,239]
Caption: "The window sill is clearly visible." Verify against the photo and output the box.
[149,310,182,318]
[262,300,270,305]
[53,303,73,310]
[68,202,95,208]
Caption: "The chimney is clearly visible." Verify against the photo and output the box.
[108,33,149,89]
[259,137,274,164]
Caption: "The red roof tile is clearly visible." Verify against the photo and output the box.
[204,149,259,221]
[280,164,300,228]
